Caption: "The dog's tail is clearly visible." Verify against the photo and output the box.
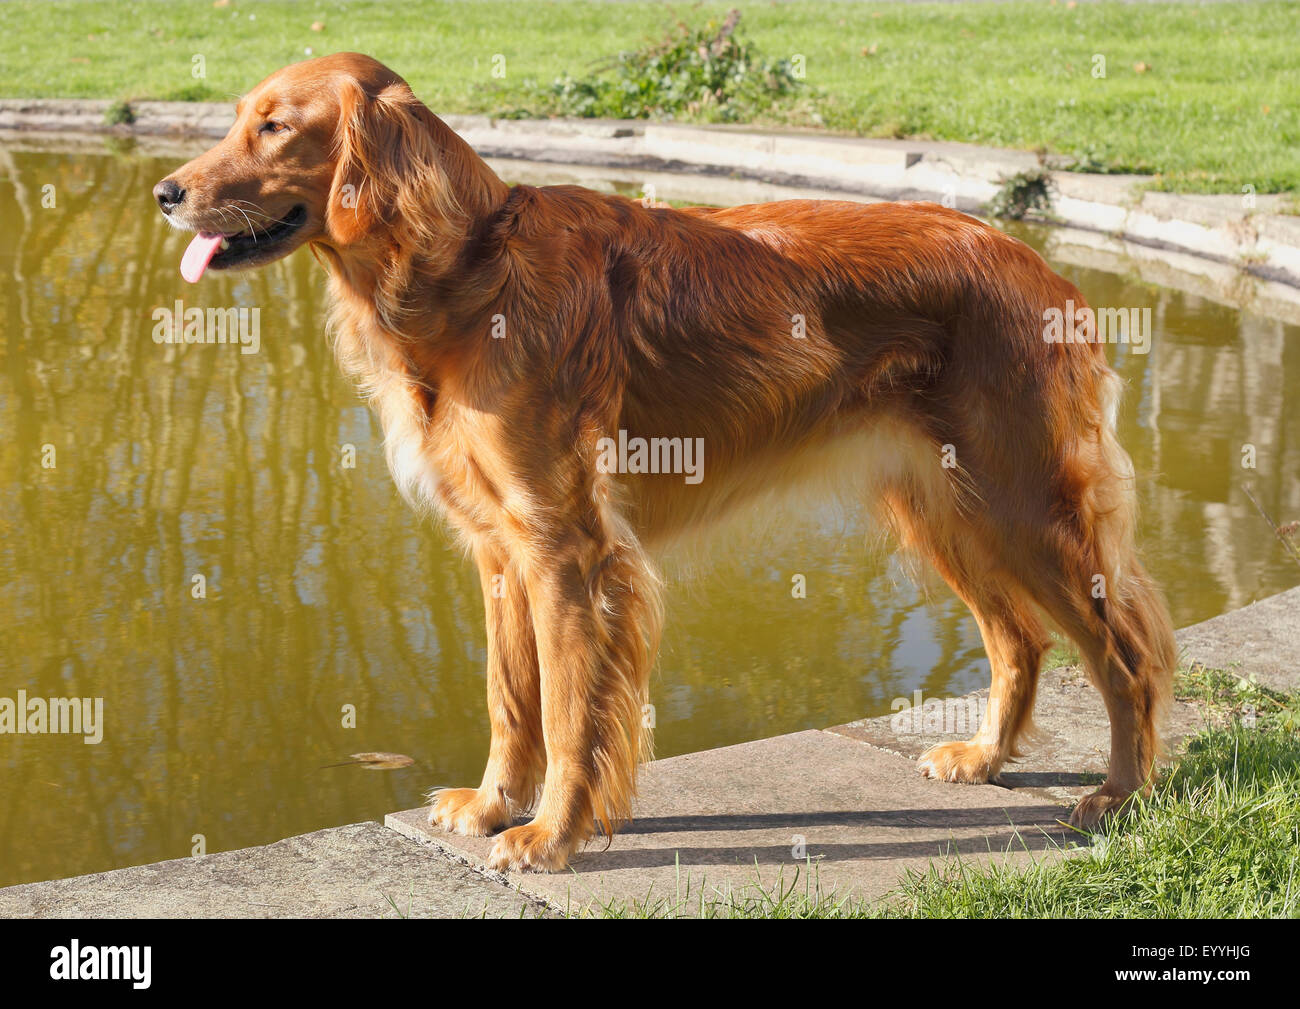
[1088,368,1177,751]
[1036,357,1177,791]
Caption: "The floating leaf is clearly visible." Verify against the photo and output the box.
[352,751,414,770]
[321,751,415,771]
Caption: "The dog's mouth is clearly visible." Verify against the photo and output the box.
[180,205,307,283]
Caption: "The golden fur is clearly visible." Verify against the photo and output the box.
[156,53,1176,871]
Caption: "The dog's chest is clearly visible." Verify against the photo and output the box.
[330,301,524,540]
[368,375,511,536]
[329,315,438,512]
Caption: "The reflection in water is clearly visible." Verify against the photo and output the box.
[0,144,1296,886]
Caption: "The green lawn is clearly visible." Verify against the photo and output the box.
[1,1,1291,192]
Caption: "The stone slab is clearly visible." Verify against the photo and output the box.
[1175,586,1300,691]
[387,730,1076,915]
[0,822,551,919]
[828,664,1208,804]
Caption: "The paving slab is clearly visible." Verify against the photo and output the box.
[0,822,551,919]
[387,729,1076,915]
[828,665,1208,804]
[1175,586,1300,691]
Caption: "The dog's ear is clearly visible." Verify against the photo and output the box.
[327,79,464,247]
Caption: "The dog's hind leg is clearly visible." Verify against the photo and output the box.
[903,352,1174,824]
[429,540,545,836]
[1014,481,1175,827]
[883,487,1052,783]
[918,590,1050,784]
[1011,530,1174,828]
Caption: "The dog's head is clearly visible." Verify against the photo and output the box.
[154,52,460,282]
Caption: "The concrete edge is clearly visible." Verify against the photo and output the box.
[383,810,574,918]
[2,99,1297,288]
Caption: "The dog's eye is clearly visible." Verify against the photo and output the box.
[259,120,288,135]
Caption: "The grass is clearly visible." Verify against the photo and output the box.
[878,725,1300,918]
[1043,633,1080,670]
[1177,662,1300,733]
[0,1,1294,193]
[586,668,1300,918]
[585,858,868,919]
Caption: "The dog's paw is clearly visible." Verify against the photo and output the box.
[917,741,999,783]
[427,787,510,837]
[1068,787,1136,831]
[486,821,572,873]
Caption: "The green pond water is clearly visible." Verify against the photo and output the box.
[1,142,1297,886]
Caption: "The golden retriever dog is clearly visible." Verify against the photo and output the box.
[153,53,1176,871]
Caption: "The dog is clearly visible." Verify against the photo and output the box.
[153,52,1176,872]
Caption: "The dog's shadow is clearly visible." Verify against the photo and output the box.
[556,804,1086,871]
[993,771,1106,788]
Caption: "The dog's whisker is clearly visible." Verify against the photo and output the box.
[230,205,258,244]
[226,199,278,223]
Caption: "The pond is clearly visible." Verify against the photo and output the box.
[1,139,1297,886]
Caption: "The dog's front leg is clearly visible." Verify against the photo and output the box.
[485,550,603,872]
[428,541,544,836]
[487,524,659,873]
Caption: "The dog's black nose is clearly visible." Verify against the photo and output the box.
[153,179,185,214]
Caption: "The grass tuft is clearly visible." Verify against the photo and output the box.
[987,168,1056,221]
[501,9,806,122]
[879,724,1300,918]
[103,98,134,126]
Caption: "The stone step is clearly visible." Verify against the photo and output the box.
[0,822,550,919]
[388,728,1079,915]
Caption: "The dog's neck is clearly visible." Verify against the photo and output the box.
[325,110,508,291]
[319,109,511,367]
[318,113,517,433]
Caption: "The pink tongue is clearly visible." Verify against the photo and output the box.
[181,232,224,283]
